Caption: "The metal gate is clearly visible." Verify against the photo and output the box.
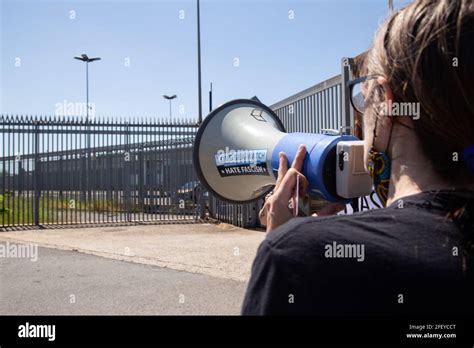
[0,116,202,229]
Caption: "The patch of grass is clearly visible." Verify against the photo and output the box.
[0,192,124,225]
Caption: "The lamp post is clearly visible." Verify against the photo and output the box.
[163,94,177,122]
[196,0,205,219]
[74,54,101,207]
[209,82,213,112]
[74,54,101,122]
[197,0,202,124]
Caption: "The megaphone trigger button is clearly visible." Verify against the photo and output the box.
[338,151,345,171]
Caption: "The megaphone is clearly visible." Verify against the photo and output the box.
[193,99,372,204]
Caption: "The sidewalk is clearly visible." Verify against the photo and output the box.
[0,223,265,282]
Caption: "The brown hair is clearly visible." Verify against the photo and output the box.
[364,0,474,183]
[364,0,474,243]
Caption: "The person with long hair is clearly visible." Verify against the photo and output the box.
[242,0,474,315]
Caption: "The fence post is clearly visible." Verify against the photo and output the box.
[246,202,259,228]
[33,122,40,226]
[198,190,206,219]
[124,122,131,222]
[138,150,145,209]
[81,150,87,208]
[207,194,215,219]
[232,204,239,227]
[341,57,355,134]
[242,204,249,228]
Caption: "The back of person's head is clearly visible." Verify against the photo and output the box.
[364,0,474,246]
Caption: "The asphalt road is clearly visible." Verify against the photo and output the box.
[0,247,248,315]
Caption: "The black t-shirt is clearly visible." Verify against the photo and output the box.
[241,190,474,316]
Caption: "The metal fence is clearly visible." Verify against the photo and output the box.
[207,57,356,228]
[271,58,355,133]
[271,74,343,133]
[1,58,357,230]
[207,195,259,228]
[0,116,201,228]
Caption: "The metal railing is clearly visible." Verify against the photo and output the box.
[0,116,201,228]
[271,58,355,133]
[270,74,343,133]
[207,198,258,228]
[1,58,356,230]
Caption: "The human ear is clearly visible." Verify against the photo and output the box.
[370,76,395,152]
[377,76,394,114]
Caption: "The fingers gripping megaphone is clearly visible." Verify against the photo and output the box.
[193,99,372,204]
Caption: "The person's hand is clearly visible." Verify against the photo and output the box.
[259,144,347,233]
[259,145,309,233]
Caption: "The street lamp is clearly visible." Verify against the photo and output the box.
[74,54,101,122]
[197,0,202,124]
[163,94,177,121]
[74,54,100,207]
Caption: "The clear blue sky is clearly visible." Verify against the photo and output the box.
[0,0,409,121]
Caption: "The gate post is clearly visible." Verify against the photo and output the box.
[33,122,40,226]
[341,57,355,134]
[207,193,215,219]
[124,123,131,222]
[246,202,259,228]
